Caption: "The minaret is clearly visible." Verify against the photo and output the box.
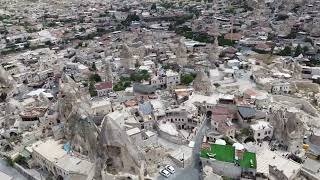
[102,58,112,82]
[120,43,134,69]
[177,38,187,65]
[213,1,219,47]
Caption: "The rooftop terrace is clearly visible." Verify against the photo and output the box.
[200,144,257,169]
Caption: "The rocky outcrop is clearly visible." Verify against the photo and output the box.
[0,66,16,101]
[57,75,144,179]
[193,70,213,96]
[98,117,144,175]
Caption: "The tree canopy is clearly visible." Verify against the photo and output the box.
[279,46,292,56]
[181,73,196,85]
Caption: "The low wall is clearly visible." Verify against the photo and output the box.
[200,158,242,178]
[101,171,140,180]
[301,168,319,180]
[155,123,188,145]
[156,128,188,145]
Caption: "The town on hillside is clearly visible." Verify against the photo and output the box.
[1,0,320,180]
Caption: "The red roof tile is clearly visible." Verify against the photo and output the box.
[95,82,112,90]
[224,33,242,41]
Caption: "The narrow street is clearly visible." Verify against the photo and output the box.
[158,115,210,180]
[0,159,27,180]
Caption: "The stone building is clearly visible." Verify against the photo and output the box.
[250,121,273,141]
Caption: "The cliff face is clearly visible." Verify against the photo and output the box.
[57,75,144,179]
[0,66,16,101]
[269,108,305,152]
[98,117,144,175]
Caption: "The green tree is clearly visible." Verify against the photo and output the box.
[140,70,150,81]
[121,13,140,26]
[181,74,196,85]
[89,74,102,82]
[218,36,235,46]
[6,157,14,166]
[226,6,235,14]
[151,3,157,10]
[303,46,309,54]
[279,46,292,56]
[130,70,150,82]
[294,44,303,57]
[267,33,275,41]
[91,62,97,71]
[89,81,97,97]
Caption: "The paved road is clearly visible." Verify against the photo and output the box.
[158,116,210,180]
[0,159,27,180]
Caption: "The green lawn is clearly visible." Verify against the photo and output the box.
[200,144,257,169]
[200,144,235,163]
[239,151,257,169]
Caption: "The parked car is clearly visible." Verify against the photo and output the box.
[165,165,175,174]
[159,169,171,178]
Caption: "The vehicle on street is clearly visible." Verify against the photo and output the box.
[165,165,175,174]
[159,169,171,178]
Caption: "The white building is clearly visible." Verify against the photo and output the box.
[114,11,128,21]
[151,75,166,88]
[227,59,240,68]
[301,66,320,79]
[31,139,94,180]
[271,82,290,95]
[250,121,273,141]
[166,70,180,88]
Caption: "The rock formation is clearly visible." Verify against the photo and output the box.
[0,66,16,101]
[98,117,144,175]
[120,43,134,69]
[57,74,144,179]
[268,107,305,152]
[193,70,213,96]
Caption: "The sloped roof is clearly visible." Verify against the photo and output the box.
[138,101,153,115]
[238,106,256,119]
[95,82,112,90]
[133,83,156,94]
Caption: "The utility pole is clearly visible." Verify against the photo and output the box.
[182,153,184,168]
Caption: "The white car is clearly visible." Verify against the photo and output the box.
[159,169,171,178]
[165,165,175,174]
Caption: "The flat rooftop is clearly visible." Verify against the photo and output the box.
[32,139,94,175]
[256,149,301,179]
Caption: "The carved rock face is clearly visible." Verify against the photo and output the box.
[99,117,144,174]
[58,75,144,177]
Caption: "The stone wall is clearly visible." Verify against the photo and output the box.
[200,158,242,178]
[301,168,319,180]
[101,171,140,180]
[156,128,188,145]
